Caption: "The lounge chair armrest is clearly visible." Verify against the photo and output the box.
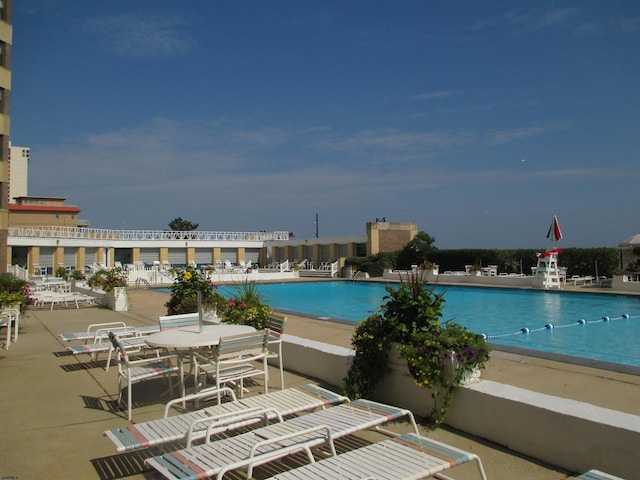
[219,424,338,479]
[186,406,284,447]
[248,424,335,456]
[163,386,237,417]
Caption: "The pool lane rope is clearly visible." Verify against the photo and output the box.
[484,313,636,340]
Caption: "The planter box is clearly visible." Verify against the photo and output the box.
[374,343,481,417]
[104,287,130,311]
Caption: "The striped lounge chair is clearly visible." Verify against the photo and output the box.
[103,384,349,453]
[145,398,418,480]
[266,432,488,480]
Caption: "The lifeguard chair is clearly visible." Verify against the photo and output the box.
[533,216,563,290]
[534,249,562,289]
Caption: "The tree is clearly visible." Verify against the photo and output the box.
[395,231,437,269]
[168,217,199,231]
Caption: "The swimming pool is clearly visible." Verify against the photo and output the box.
[217,281,640,369]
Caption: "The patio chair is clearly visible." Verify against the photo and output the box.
[158,313,200,330]
[109,332,183,421]
[103,383,349,453]
[265,314,287,390]
[67,326,153,371]
[0,307,20,349]
[570,470,625,480]
[266,432,487,479]
[145,398,418,480]
[194,330,270,399]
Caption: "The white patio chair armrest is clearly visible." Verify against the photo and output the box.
[218,350,266,365]
[127,353,179,366]
[163,386,237,417]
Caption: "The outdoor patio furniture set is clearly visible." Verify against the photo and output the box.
[59,316,623,479]
[58,313,288,421]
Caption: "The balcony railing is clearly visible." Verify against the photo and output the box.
[8,226,291,242]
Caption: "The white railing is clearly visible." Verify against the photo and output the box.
[8,226,291,242]
[7,264,28,281]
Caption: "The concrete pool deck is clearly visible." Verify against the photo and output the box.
[1,286,638,479]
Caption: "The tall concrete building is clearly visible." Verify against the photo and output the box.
[8,141,29,202]
[0,0,12,274]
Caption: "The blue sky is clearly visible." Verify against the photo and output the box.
[10,1,640,249]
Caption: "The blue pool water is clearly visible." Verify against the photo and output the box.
[216,281,640,368]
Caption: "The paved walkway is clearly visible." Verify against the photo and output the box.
[0,287,637,479]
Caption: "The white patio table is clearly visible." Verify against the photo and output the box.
[144,324,256,349]
[144,324,257,397]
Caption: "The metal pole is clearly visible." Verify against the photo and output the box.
[197,291,203,333]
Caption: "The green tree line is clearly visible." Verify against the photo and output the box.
[345,231,620,278]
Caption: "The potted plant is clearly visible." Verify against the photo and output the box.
[0,274,31,314]
[343,268,490,427]
[55,266,68,281]
[90,267,130,311]
[468,265,483,276]
[70,269,85,282]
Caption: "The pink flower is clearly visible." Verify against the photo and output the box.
[242,302,248,308]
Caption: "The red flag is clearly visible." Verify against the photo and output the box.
[546,215,563,242]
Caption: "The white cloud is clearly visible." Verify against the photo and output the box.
[84,14,197,58]
[485,123,569,145]
[413,90,461,101]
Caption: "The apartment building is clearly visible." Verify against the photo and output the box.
[8,141,29,201]
[0,0,11,273]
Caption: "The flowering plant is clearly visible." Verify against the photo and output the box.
[0,274,31,313]
[220,280,273,330]
[165,266,226,315]
[344,268,489,427]
[88,267,128,292]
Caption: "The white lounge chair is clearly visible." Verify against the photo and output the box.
[58,321,160,343]
[266,432,488,480]
[103,384,349,453]
[145,398,418,480]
